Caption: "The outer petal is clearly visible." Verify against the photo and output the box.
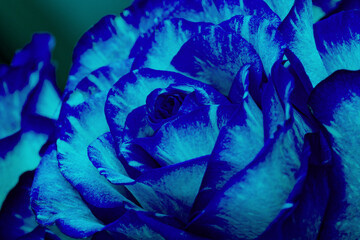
[67,0,226,93]
[308,70,360,239]
[57,90,127,208]
[213,0,285,21]
[1,34,61,209]
[314,10,360,76]
[0,34,56,139]
[31,146,105,238]
[66,60,131,108]
[279,0,328,86]
[0,130,48,209]
[23,66,61,121]
[134,105,239,166]
[131,18,212,71]
[188,124,303,239]
[67,11,151,93]
[105,210,206,240]
[171,25,263,95]
[261,132,330,240]
[0,171,39,239]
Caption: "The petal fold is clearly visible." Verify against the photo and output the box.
[135,105,239,166]
[308,70,360,239]
[188,124,303,239]
[88,132,134,185]
[126,156,208,223]
[57,90,126,208]
[31,146,104,238]
[314,10,360,76]
[279,0,328,86]
[171,25,262,95]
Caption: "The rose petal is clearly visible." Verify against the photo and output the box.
[105,69,218,148]
[134,105,239,166]
[262,0,294,20]
[25,76,61,121]
[87,132,134,185]
[67,14,142,93]
[214,0,282,21]
[0,34,55,139]
[66,60,131,108]
[312,0,344,22]
[192,65,263,213]
[120,141,160,179]
[272,59,314,121]
[314,10,360,76]
[308,69,360,239]
[105,210,205,240]
[67,0,212,94]
[279,0,328,86]
[260,133,330,240]
[220,11,284,77]
[125,156,207,224]
[31,146,105,238]
[123,106,154,142]
[188,124,303,239]
[0,171,39,239]
[131,18,212,71]
[57,90,126,208]
[171,25,262,95]
[0,130,48,209]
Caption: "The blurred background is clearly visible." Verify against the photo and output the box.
[0,0,132,90]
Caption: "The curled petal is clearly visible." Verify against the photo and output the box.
[126,156,208,224]
[193,73,264,213]
[0,171,40,239]
[263,0,294,20]
[171,25,262,95]
[132,18,212,71]
[0,34,57,139]
[135,105,239,166]
[314,10,360,76]
[105,210,206,240]
[0,131,48,209]
[88,132,134,185]
[309,70,360,239]
[220,10,284,77]
[279,0,328,86]
[105,69,221,147]
[188,125,303,239]
[68,0,226,94]
[57,90,127,208]
[31,146,105,238]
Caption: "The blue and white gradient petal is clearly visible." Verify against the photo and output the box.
[0,34,61,209]
[314,10,360,76]
[309,70,360,239]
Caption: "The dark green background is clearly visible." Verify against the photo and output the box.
[0,0,132,90]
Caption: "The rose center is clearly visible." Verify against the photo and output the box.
[155,93,185,119]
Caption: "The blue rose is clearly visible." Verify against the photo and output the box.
[26,0,360,239]
[0,34,61,238]
[0,34,61,209]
